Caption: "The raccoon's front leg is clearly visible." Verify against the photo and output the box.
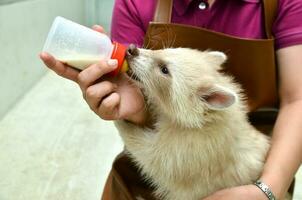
[114,120,154,155]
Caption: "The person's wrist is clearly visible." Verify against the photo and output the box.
[247,184,272,200]
[259,172,286,199]
[254,180,277,200]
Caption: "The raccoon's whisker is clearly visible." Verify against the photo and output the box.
[128,69,138,82]
[162,25,169,49]
[165,38,169,49]
[149,44,156,50]
[143,38,151,49]
[166,26,172,48]
[161,39,166,49]
[165,25,175,48]
[170,33,176,48]
[143,41,147,49]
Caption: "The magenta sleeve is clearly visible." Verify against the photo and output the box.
[110,0,156,47]
[273,0,302,49]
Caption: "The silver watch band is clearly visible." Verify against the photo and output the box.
[254,180,276,200]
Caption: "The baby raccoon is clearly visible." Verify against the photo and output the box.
[114,46,272,200]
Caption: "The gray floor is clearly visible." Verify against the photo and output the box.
[0,72,301,200]
[0,72,123,200]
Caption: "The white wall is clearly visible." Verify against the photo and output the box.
[85,0,115,32]
[0,0,86,119]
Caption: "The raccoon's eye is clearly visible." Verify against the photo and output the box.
[161,66,169,74]
[159,63,169,75]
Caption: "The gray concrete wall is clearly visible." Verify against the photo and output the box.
[85,0,115,32]
[0,0,86,119]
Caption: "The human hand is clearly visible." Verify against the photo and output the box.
[202,185,268,200]
[40,25,147,125]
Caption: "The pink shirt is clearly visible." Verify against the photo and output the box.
[111,0,302,50]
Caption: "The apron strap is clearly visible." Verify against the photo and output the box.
[262,0,278,39]
[153,0,278,39]
[153,0,173,23]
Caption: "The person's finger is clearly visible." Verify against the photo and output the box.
[92,25,106,34]
[85,81,118,111]
[77,59,118,92]
[39,52,79,82]
[98,92,121,120]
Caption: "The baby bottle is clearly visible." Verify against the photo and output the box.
[42,16,128,76]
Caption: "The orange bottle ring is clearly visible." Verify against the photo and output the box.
[109,42,127,76]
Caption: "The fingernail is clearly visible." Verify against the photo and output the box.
[92,25,100,29]
[39,52,47,59]
[107,59,118,67]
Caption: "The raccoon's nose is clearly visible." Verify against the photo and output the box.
[126,44,139,58]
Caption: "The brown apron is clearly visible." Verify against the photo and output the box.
[101,0,294,199]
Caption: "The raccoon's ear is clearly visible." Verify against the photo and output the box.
[208,51,227,66]
[199,85,237,110]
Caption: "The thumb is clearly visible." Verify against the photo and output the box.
[92,25,106,34]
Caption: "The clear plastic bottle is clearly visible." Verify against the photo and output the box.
[43,16,128,76]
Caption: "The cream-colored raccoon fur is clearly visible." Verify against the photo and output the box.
[115,48,273,200]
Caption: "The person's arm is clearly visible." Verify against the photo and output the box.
[260,44,302,199]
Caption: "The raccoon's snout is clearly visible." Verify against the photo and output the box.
[126,44,141,82]
[126,44,139,59]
